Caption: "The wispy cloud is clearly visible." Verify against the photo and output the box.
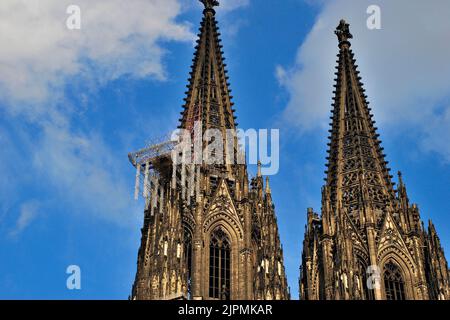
[0,0,194,227]
[31,117,141,225]
[219,0,250,12]
[0,0,252,230]
[277,0,450,162]
[9,200,40,238]
[0,0,194,113]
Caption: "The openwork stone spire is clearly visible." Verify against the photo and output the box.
[299,19,450,301]
[130,1,289,301]
[179,0,237,134]
[325,20,395,225]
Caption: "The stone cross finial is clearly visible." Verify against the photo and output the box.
[200,0,220,10]
[335,19,353,44]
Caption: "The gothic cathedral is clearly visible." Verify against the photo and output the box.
[130,0,289,300]
[129,0,449,301]
[299,20,450,300]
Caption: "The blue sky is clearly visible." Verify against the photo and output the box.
[0,0,449,299]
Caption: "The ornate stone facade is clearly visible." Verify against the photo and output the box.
[299,20,450,300]
[131,0,289,300]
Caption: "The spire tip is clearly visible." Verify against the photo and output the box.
[200,0,219,11]
[335,19,353,45]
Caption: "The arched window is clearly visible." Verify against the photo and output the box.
[384,261,406,300]
[209,228,231,299]
[184,228,193,299]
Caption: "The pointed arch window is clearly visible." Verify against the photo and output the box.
[384,261,406,300]
[209,227,231,299]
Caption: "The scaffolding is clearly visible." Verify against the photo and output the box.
[128,139,176,168]
[128,124,247,211]
[128,136,200,211]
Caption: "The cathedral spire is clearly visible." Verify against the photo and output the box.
[300,18,450,301]
[325,19,395,224]
[179,0,237,135]
[130,1,289,301]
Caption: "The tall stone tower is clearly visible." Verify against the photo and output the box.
[299,20,450,300]
[130,0,289,300]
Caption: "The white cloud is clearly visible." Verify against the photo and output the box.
[0,0,194,227]
[219,0,250,12]
[421,106,450,162]
[0,128,21,216]
[9,200,40,237]
[0,0,194,114]
[0,0,250,230]
[31,117,141,225]
[278,0,450,161]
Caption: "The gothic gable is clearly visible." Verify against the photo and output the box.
[343,209,369,256]
[203,179,244,239]
[377,211,417,272]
